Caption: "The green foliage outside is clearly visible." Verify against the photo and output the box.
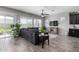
[0,28,12,34]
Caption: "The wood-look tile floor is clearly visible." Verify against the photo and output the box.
[0,34,79,52]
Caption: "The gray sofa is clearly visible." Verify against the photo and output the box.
[20,28,39,45]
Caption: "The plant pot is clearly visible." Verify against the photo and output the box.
[41,33,44,35]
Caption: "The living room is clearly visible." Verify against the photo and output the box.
[0,6,79,52]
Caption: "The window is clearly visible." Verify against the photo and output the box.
[26,19,32,27]
[20,16,42,28]
[20,17,27,24]
[0,16,5,24]
[20,17,32,28]
[6,16,14,24]
[34,19,42,27]
[0,15,14,28]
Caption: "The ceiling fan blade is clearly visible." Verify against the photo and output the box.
[45,14,49,15]
[43,13,49,15]
[41,9,49,17]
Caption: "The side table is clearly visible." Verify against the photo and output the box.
[39,34,49,48]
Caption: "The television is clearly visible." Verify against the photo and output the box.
[49,21,58,26]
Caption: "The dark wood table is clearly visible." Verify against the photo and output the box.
[39,33,49,48]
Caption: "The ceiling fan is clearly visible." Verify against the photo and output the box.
[41,9,49,17]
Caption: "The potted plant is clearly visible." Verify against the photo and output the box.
[40,26,46,35]
[10,23,21,38]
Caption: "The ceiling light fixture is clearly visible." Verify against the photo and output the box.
[41,9,49,17]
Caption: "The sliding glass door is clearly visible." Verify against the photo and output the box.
[20,16,42,28]
[0,16,5,28]
[0,15,14,33]
[5,16,14,28]
[0,15,14,28]
[20,17,32,28]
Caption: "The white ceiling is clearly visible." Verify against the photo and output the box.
[6,6,79,16]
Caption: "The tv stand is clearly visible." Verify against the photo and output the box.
[68,28,79,37]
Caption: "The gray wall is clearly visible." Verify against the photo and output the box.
[45,12,79,36]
